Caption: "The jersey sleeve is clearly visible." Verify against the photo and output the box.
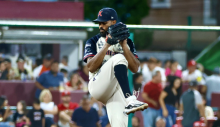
[127,39,138,59]
[83,38,97,63]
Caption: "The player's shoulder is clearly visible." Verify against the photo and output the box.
[86,34,101,44]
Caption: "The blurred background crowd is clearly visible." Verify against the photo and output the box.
[0,0,220,127]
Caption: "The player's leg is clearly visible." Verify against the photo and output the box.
[88,54,128,104]
[106,84,128,127]
[111,55,148,115]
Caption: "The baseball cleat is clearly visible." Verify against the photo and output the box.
[124,89,148,115]
[123,99,148,115]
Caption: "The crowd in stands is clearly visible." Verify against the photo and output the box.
[0,53,89,94]
[1,53,220,127]
[133,57,220,127]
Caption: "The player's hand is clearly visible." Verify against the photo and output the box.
[163,109,168,117]
[119,39,127,48]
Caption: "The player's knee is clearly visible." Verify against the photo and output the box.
[112,54,128,66]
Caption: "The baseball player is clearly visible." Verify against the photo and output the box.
[83,8,148,126]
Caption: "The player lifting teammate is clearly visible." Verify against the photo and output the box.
[83,8,148,126]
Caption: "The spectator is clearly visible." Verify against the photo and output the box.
[157,60,163,68]
[156,117,166,127]
[60,68,69,83]
[202,95,214,118]
[35,61,64,98]
[0,61,8,80]
[132,116,140,127]
[164,60,171,69]
[39,90,58,127]
[165,60,182,78]
[78,62,89,82]
[14,55,32,80]
[66,73,86,91]
[205,67,220,106]
[27,99,45,127]
[33,54,52,79]
[133,73,143,91]
[179,80,206,127]
[141,57,157,84]
[4,58,16,80]
[13,101,28,127]
[0,96,14,127]
[90,97,106,117]
[159,76,182,127]
[71,95,101,127]
[197,63,207,80]
[142,70,163,127]
[182,60,205,85]
[57,91,79,127]
[212,109,220,127]
[59,56,70,72]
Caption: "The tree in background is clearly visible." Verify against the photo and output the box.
[82,0,149,24]
[83,0,153,50]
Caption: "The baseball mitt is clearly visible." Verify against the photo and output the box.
[106,22,130,45]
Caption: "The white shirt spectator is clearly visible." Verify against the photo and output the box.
[140,64,152,85]
[205,75,220,101]
[40,102,55,118]
[182,69,205,85]
[154,66,166,82]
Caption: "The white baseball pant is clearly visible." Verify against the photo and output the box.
[88,54,128,127]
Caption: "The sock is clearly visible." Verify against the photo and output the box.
[114,64,132,98]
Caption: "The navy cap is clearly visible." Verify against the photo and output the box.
[93,8,118,22]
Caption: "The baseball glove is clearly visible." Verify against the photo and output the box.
[106,22,130,45]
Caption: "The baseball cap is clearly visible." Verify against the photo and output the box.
[43,53,52,60]
[189,80,198,87]
[93,8,118,22]
[61,91,71,96]
[187,60,197,67]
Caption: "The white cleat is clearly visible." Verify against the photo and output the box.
[123,91,148,115]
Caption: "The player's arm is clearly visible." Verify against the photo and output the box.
[87,43,110,73]
[120,39,140,73]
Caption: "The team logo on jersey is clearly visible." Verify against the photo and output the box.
[98,40,104,49]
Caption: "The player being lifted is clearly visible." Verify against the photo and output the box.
[83,8,148,126]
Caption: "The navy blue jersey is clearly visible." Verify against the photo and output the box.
[83,34,138,63]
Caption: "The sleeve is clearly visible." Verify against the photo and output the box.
[127,39,138,59]
[41,110,45,118]
[164,87,170,93]
[83,38,97,63]
[94,109,100,123]
[36,73,45,84]
[194,90,203,105]
[143,84,151,94]
[71,110,77,122]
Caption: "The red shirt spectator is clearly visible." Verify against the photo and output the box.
[57,91,79,127]
[58,91,79,111]
[58,102,78,111]
[143,81,162,109]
